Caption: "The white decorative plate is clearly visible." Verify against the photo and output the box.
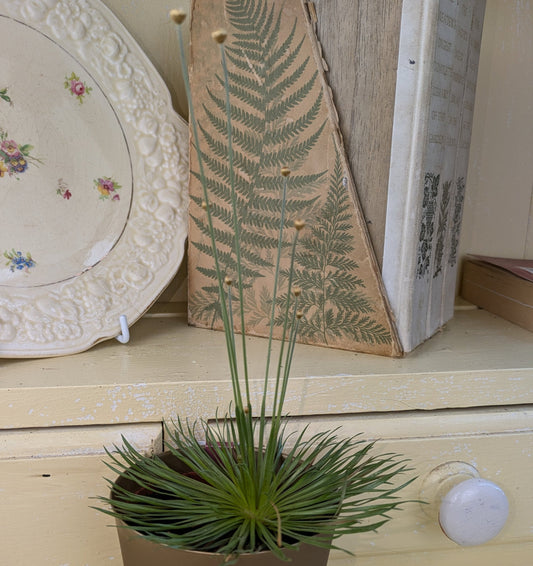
[0,0,189,357]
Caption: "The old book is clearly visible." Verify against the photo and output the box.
[187,0,402,356]
[295,1,486,351]
[461,256,533,333]
[381,0,486,351]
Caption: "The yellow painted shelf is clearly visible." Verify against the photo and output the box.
[1,308,532,429]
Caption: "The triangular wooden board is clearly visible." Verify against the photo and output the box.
[188,0,402,357]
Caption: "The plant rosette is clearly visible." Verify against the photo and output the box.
[96,5,416,565]
[108,450,332,566]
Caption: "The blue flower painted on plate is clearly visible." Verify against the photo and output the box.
[4,249,36,273]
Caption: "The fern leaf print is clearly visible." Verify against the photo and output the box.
[188,0,401,356]
[189,0,326,325]
[291,148,392,346]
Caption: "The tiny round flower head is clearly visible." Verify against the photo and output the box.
[224,276,233,286]
[294,219,306,231]
[201,200,208,210]
[169,9,187,24]
[296,310,304,319]
[280,167,291,177]
[212,29,228,43]
[292,287,302,297]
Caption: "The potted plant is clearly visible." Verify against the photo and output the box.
[95,6,414,565]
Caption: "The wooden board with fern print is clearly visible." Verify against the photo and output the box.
[187,0,402,356]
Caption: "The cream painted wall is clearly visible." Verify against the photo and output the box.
[101,0,191,118]
[459,0,533,260]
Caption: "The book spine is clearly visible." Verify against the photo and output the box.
[382,0,486,352]
[439,1,486,327]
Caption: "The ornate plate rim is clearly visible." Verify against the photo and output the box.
[0,0,189,358]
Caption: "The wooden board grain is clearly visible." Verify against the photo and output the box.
[310,0,403,265]
[461,258,533,332]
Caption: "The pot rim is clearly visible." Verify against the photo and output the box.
[114,518,318,558]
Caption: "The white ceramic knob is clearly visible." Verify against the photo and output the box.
[439,477,509,546]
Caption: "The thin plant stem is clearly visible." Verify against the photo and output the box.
[270,228,301,430]
[259,172,289,447]
[226,283,236,365]
[219,42,251,409]
[277,304,302,422]
[175,23,243,411]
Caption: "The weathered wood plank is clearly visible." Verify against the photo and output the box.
[0,423,162,565]
[1,310,533,429]
[311,0,403,264]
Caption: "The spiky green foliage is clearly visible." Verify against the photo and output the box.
[189,0,326,325]
[97,2,414,561]
[283,150,392,346]
[98,421,413,559]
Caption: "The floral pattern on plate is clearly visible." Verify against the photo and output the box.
[57,178,72,199]
[65,72,92,103]
[0,0,188,357]
[4,249,36,272]
[0,129,43,178]
[94,176,121,201]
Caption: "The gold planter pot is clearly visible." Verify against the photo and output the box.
[115,520,330,566]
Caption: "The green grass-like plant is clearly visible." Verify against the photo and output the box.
[96,6,414,562]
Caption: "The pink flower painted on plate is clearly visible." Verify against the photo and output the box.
[94,176,122,201]
[1,139,21,158]
[64,72,92,104]
[71,80,86,96]
[0,129,42,179]
[57,178,72,199]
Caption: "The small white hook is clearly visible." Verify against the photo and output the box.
[116,314,130,344]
